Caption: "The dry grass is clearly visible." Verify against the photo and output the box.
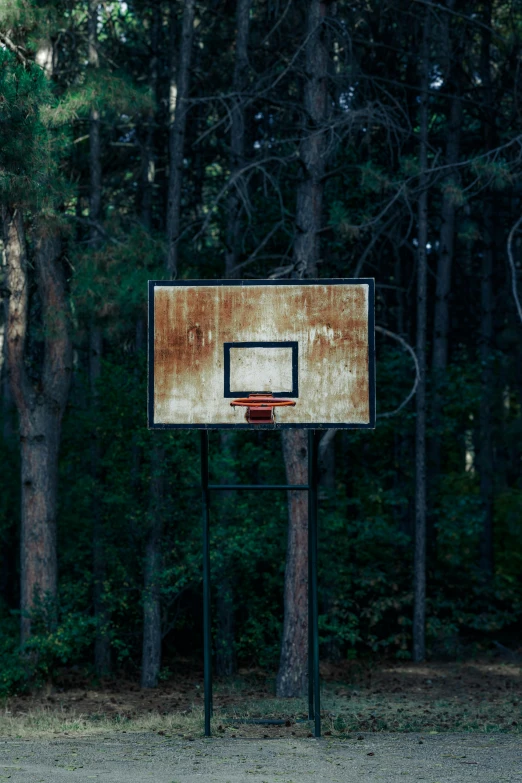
[1,659,520,739]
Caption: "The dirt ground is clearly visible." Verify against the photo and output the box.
[0,732,521,782]
[3,658,521,737]
[1,659,521,781]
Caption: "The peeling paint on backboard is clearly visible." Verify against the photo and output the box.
[148,279,375,429]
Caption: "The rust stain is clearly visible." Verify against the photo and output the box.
[154,283,370,425]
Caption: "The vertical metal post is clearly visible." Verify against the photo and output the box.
[310,429,321,737]
[201,430,212,737]
[307,429,314,722]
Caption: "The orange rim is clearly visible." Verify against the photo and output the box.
[230,394,296,409]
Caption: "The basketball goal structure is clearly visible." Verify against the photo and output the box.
[148,279,375,429]
[148,278,375,738]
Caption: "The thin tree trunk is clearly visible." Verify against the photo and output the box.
[215,430,238,677]
[140,10,165,688]
[478,1,495,580]
[213,0,252,677]
[428,2,461,548]
[2,209,72,644]
[142,0,197,689]
[276,429,309,697]
[140,9,164,688]
[428,93,461,547]
[166,0,196,278]
[88,0,111,676]
[431,96,461,376]
[412,11,430,664]
[90,326,111,676]
[277,1,332,696]
[140,6,160,231]
[479,200,494,578]
[224,0,251,278]
[141,443,164,688]
[88,0,102,243]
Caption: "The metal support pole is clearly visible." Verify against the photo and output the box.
[199,429,320,738]
[307,430,314,722]
[201,431,212,737]
[309,430,321,737]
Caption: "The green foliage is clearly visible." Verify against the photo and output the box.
[70,225,165,325]
[1,0,522,697]
[44,69,153,125]
[0,49,65,206]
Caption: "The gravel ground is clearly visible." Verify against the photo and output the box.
[0,731,521,782]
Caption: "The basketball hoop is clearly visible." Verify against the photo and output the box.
[230,393,296,424]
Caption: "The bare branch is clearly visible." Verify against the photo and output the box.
[229,220,285,275]
[375,325,420,418]
[0,32,29,66]
[191,154,297,244]
[318,428,337,464]
[507,215,522,325]
[411,0,506,42]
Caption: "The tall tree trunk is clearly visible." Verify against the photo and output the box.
[428,92,461,546]
[140,6,160,232]
[166,0,196,278]
[224,0,251,278]
[431,106,461,374]
[90,326,111,676]
[142,0,197,689]
[292,0,329,280]
[1,318,14,442]
[276,429,309,696]
[412,11,430,664]
[141,442,164,688]
[215,431,238,677]
[88,0,111,676]
[429,0,462,523]
[478,1,495,579]
[213,0,252,677]
[277,0,331,697]
[478,200,494,578]
[141,11,164,687]
[2,209,72,644]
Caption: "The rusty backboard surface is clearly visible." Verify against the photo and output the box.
[148,279,375,429]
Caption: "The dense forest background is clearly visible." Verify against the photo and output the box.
[1,0,522,697]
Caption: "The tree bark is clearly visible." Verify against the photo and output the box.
[293,0,330,279]
[2,208,72,644]
[140,5,160,232]
[224,0,251,278]
[276,428,309,696]
[428,92,461,547]
[166,0,196,278]
[90,326,111,676]
[212,0,252,676]
[141,443,164,688]
[478,0,495,580]
[429,0,462,516]
[431,95,461,376]
[142,0,196,688]
[88,0,111,676]
[277,0,333,697]
[214,430,238,677]
[139,11,163,692]
[412,10,430,664]
[478,200,494,578]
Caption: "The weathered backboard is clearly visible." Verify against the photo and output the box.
[148,279,375,429]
